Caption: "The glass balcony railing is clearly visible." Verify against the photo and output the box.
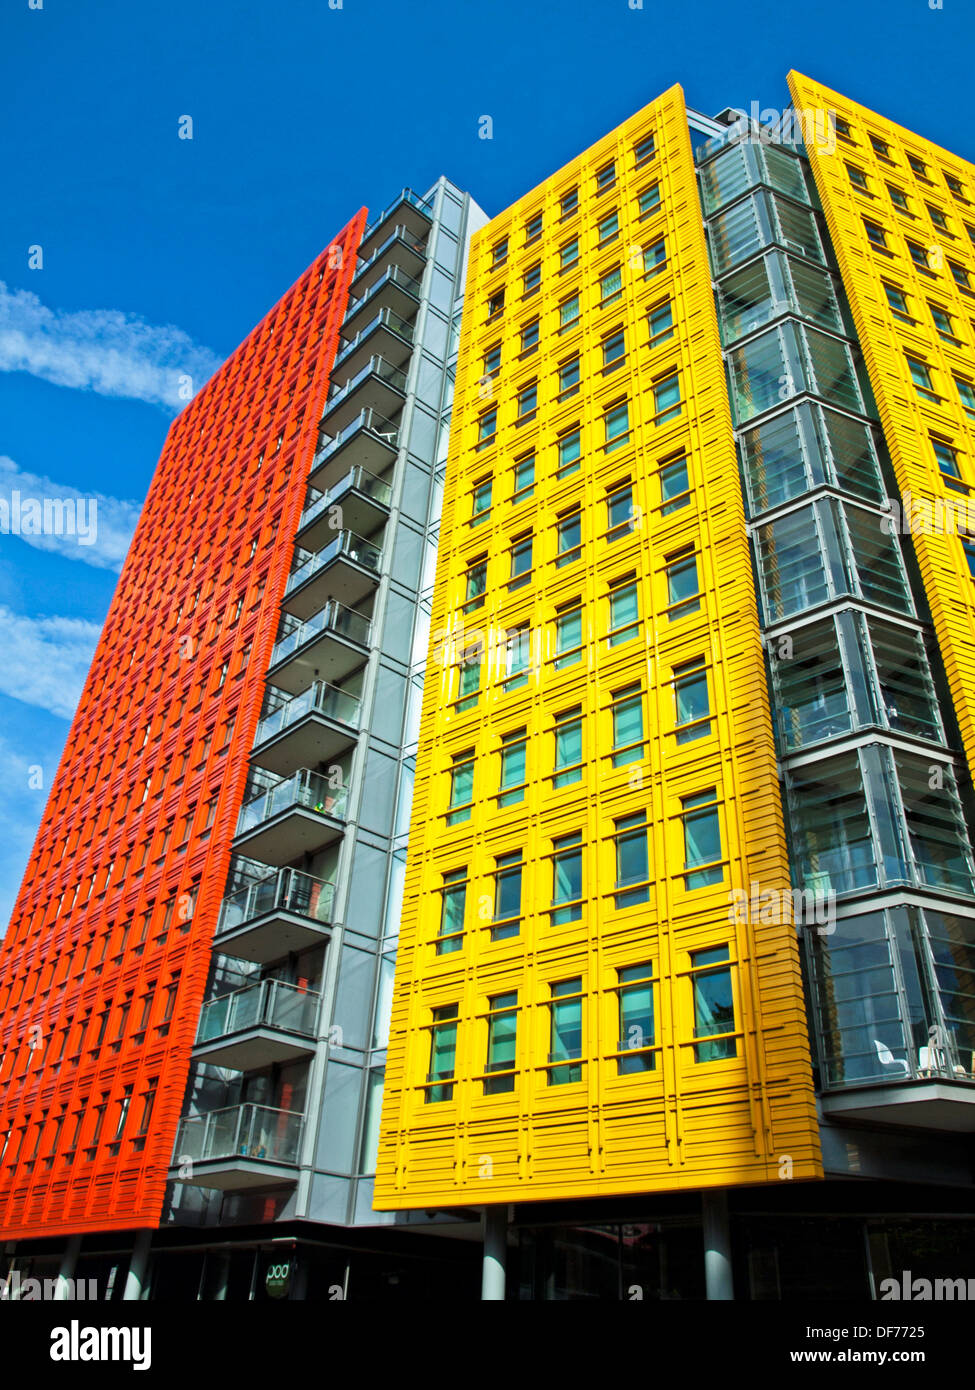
[285,531,381,600]
[255,680,360,747]
[344,264,422,319]
[217,867,335,935]
[299,467,392,531]
[174,1104,304,1168]
[315,409,399,470]
[334,308,415,373]
[271,601,371,667]
[325,356,407,415]
[197,978,321,1046]
[236,769,348,837]
[351,227,427,283]
[364,187,434,238]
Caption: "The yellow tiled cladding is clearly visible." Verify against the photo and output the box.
[373,83,822,1209]
[789,71,975,779]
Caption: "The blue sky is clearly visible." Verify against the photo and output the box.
[1,0,973,930]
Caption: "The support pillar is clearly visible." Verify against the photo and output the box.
[481,1206,507,1301]
[122,1231,152,1302]
[702,1190,734,1300]
[53,1235,82,1300]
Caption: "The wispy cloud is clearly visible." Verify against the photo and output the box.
[0,454,140,572]
[0,606,100,718]
[0,280,223,411]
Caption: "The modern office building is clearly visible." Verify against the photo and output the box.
[375,78,975,1299]
[3,74,975,1303]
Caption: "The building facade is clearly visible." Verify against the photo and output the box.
[2,75,975,1302]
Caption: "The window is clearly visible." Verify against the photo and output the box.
[637,183,661,219]
[665,549,701,618]
[551,832,583,924]
[492,851,522,940]
[870,134,891,159]
[525,212,543,244]
[553,707,583,788]
[426,1005,458,1103]
[907,153,929,180]
[548,978,583,1083]
[949,260,972,290]
[945,172,966,200]
[602,327,625,372]
[560,186,578,219]
[607,578,639,646]
[556,508,582,567]
[487,289,504,319]
[833,115,853,141]
[508,531,533,588]
[491,237,508,268]
[604,400,629,451]
[606,481,634,538]
[927,202,949,230]
[673,657,711,742]
[483,994,518,1095]
[930,304,956,340]
[560,237,579,271]
[652,371,681,422]
[483,344,501,379]
[614,813,649,909]
[598,210,619,246]
[887,183,909,212]
[599,265,623,306]
[477,408,497,448]
[596,160,615,193]
[660,453,690,513]
[134,1080,157,1138]
[846,164,868,191]
[557,426,581,476]
[471,475,492,524]
[610,684,644,766]
[554,601,583,669]
[634,132,656,166]
[884,282,912,321]
[954,375,975,418]
[963,536,975,579]
[523,262,541,296]
[520,318,540,355]
[504,625,531,689]
[932,436,962,480]
[558,354,581,398]
[648,299,674,344]
[516,380,537,420]
[863,219,887,249]
[681,790,723,889]
[447,750,475,825]
[907,355,937,400]
[498,729,527,807]
[512,452,535,502]
[463,556,487,611]
[690,947,736,1061]
[907,240,931,270]
[455,637,481,711]
[617,962,655,1072]
[437,870,466,954]
[559,293,580,331]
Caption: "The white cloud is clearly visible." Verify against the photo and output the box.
[0,280,222,411]
[0,454,140,572]
[0,606,100,718]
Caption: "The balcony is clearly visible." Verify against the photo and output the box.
[171,1104,303,1190]
[320,355,408,436]
[233,768,348,865]
[267,601,371,694]
[296,466,392,550]
[333,307,415,381]
[358,187,433,262]
[340,265,422,339]
[250,680,360,777]
[310,408,399,493]
[282,530,381,620]
[192,979,321,1071]
[349,226,427,300]
[214,867,335,963]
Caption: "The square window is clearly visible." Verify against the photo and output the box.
[637,183,661,219]
[557,427,581,477]
[516,380,537,419]
[512,453,535,502]
[508,532,533,588]
[681,792,723,890]
[666,551,700,618]
[558,354,581,398]
[596,160,616,193]
[491,238,509,268]
[560,237,580,271]
[525,212,543,244]
[554,602,583,669]
[870,134,891,159]
[608,579,639,646]
[884,283,912,321]
[846,164,868,190]
[648,300,674,344]
[553,707,583,788]
[598,210,620,246]
[660,454,690,513]
[523,262,541,295]
[556,509,582,567]
[559,293,581,331]
[521,318,540,354]
[634,133,656,166]
[561,187,578,219]
[604,401,629,451]
[602,328,626,371]
[653,371,681,422]
[599,265,623,305]
[863,219,887,249]
[908,153,929,179]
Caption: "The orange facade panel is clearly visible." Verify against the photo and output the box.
[0,210,366,1238]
